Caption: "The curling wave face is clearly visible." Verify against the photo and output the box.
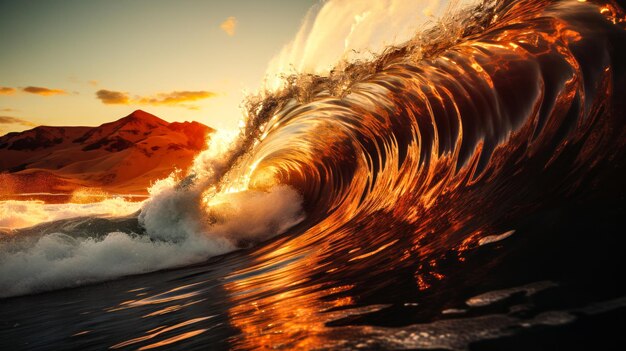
[232,0,626,252]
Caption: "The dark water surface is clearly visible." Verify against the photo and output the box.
[1,180,625,350]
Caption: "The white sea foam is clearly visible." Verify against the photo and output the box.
[0,184,304,298]
[0,231,225,298]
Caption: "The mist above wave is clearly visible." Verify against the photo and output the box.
[266,0,483,83]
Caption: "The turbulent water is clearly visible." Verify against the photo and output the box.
[2,0,626,349]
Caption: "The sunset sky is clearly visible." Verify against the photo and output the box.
[0,0,315,133]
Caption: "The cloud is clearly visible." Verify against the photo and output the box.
[88,80,99,87]
[0,116,37,128]
[0,87,16,95]
[23,86,68,96]
[96,89,131,105]
[138,91,217,105]
[220,16,237,36]
[96,89,216,108]
[0,116,37,135]
[0,108,16,112]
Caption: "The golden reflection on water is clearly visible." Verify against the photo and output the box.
[141,299,206,318]
[224,257,363,350]
[110,317,213,349]
[137,329,208,350]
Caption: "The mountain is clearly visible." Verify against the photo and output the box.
[0,110,213,197]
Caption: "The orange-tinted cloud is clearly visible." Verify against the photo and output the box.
[23,86,68,96]
[88,80,99,87]
[0,116,36,127]
[137,91,217,105]
[0,87,16,95]
[96,89,131,105]
[96,89,216,108]
[220,17,237,36]
[0,116,37,135]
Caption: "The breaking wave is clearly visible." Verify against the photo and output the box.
[1,0,625,299]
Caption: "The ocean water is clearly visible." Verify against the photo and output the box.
[2,0,626,349]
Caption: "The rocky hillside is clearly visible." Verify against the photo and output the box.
[0,110,212,196]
